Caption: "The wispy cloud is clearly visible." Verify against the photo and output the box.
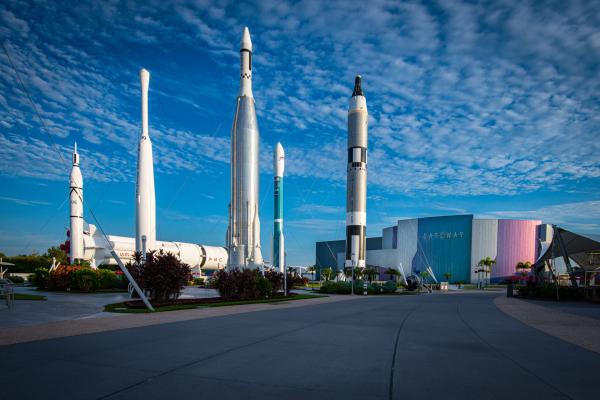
[0,196,52,206]
[294,204,343,214]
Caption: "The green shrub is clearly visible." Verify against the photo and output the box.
[369,283,384,294]
[31,267,49,288]
[48,265,83,290]
[383,281,397,293]
[212,268,272,300]
[193,277,205,286]
[96,269,117,290]
[257,277,272,298]
[98,264,119,271]
[7,275,25,284]
[517,283,583,300]
[70,269,98,292]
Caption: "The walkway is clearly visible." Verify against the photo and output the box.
[1,292,599,399]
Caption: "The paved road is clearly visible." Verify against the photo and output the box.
[1,286,219,328]
[1,292,599,399]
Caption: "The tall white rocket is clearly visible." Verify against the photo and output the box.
[273,143,285,273]
[227,27,264,269]
[69,143,83,264]
[135,68,156,254]
[345,76,368,271]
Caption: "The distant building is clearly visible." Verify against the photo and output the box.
[315,215,544,283]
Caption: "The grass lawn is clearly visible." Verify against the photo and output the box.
[14,293,47,300]
[104,293,326,313]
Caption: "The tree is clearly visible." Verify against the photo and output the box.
[307,265,316,281]
[321,267,333,281]
[516,261,532,284]
[128,251,192,302]
[343,267,353,280]
[45,246,68,265]
[478,257,496,286]
[443,272,452,282]
[363,267,378,283]
[384,267,400,281]
[419,270,430,282]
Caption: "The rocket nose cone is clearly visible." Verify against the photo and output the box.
[241,26,252,51]
[352,75,364,97]
[274,142,285,177]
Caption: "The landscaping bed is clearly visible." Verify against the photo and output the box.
[14,293,47,301]
[104,293,325,313]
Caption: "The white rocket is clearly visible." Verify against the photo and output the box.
[227,27,264,269]
[273,143,285,273]
[135,68,156,255]
[69,143,83,264]
[345,76,368,270]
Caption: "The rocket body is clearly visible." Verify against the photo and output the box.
[345,76,368,270]
[69,143,83,264]
[135,68,156,254]
[227,27,263,269]
[273,143,285,273]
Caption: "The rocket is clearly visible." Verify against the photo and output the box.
[227,27,264,269]
[273,143,285,273]
[69,142,83,264]
[345,75,368,271]
[135,68,156,255]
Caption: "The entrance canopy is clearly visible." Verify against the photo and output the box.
[533,226,600,286]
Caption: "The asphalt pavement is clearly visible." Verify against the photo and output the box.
[1,292,599,400]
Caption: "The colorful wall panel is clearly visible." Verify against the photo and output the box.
[415,215,473,283]
[494,219,541,281]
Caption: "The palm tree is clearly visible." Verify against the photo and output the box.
[478,257,496,286]
[363,267,378,283]
[516,261,532,284]
[321,267,333,281]
[307,265,316,281]
[443,272,452,282]
[384,267,400,281]
[343,267,353,280]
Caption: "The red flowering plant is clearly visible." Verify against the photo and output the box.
[47,265,84,290]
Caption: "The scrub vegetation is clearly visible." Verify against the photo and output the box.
[104,293,324,313]
[28,265,128,292]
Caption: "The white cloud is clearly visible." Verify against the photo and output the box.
[0,196,52,206]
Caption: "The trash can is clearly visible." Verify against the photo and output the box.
[507,282,514,297]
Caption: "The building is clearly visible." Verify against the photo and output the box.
[315,215,543,283]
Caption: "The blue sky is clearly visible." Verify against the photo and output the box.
[1,0,599,265]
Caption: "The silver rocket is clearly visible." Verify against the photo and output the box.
[135,68,156,254]
[69,142,83,264]
[227,27,264,269]
[273,143,285,273]
[345,75,368,270]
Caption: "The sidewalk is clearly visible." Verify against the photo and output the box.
[495,296,600,354]
[0,294,361,346]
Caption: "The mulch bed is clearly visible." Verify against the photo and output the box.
[124,293,300,309]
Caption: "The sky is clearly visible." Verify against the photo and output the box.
[0,0,599,265]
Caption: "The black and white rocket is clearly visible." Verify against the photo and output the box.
[69,143,83,264]
[345,76,368,270]
[227,27,264,269]
[135,68,156,255]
